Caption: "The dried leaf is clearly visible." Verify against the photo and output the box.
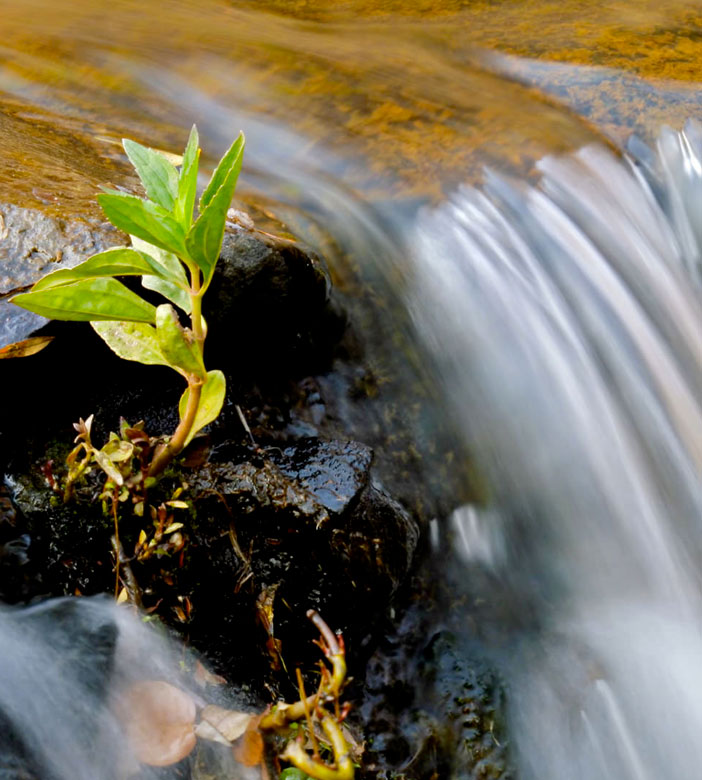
[114,680,197,767]
[0,336,54,359]
[164,522,184,533]
[196,705,253,745]
[232,716,264,767]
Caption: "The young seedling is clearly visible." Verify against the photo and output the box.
[12,125,244,477]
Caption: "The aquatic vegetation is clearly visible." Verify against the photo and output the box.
[12,126,244,477]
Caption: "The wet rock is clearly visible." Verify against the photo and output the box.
[357,597,512,780]
[206,220,341,374]
[6,437,418,687]
[0,202,339,406]
[193,438,418,599]
[0,202,123,346]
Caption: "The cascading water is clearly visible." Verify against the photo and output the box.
[410,121,702,779]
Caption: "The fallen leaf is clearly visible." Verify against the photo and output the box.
[114,680,197,766]
[0,336,54,359]
[195,705,253,745]
[232,715,264,767]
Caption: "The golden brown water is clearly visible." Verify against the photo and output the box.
[1,0,702,215]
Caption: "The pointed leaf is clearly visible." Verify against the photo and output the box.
[31,247,174,292]
[130,236,188,285]
[178,370,226,446]
[174,125,200,228]
[186,134,245,281]
[199,132,244,211]
[123,139,179,211]
[12,278,157,322]
[98,192,186,257]
[156,304,205,378]
[129,236,192,313]
[94,449,124,486]
[143,276,193,313]
[92,321,169,366]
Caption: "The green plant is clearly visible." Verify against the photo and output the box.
[12,125,244,477]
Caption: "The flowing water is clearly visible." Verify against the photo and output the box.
[2,1,702,777]
[411,123,702,779]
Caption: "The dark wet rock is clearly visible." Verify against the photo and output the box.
[206,220,342,376]
[356,593,512,780]
[5,436,418,690]
[192,438,418,602]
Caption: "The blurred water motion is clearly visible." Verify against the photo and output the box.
[411,121,702,779]
[2,1,702,778]
[4,0,702,215]
[0,596,202,779]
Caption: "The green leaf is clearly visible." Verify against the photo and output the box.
[30,247,173,292]
[98,192,187,258]
[12,278,157,322]
[279,769,311,780]
[143,276,192,313]
[178,369,226,446]
[174,125,200,228]
[199,131,244,211]
[155,304,205,378]
[130,236,192,313]
[130,236,188,285]
[94,449,124,486]
[123,138,179,211]
[186,133,245,281]
[91,321,169,366]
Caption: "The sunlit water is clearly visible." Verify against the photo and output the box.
[411,122,702,779]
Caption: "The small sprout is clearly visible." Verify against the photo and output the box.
[12,127,246,596]
[12,126,245,477]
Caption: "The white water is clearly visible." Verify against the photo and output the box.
[0,596,200,779]
[411,121,702,779]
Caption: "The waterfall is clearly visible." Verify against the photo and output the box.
[410,121,702,779]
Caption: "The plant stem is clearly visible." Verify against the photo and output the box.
[148,375,203,477]
[147,267,206,478]
[189,266,205,349]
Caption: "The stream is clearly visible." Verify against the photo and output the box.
[2,1,702,778]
